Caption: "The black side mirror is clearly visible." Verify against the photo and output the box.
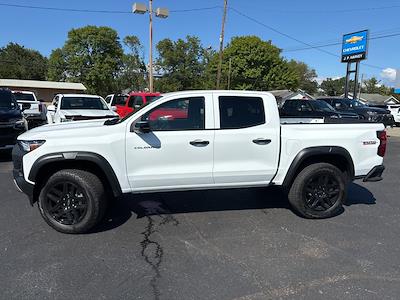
[132,121,151,133]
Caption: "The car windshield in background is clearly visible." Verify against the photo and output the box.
[309,100,335,112]
[115,95,128,105]
[0,91,14,109]
[60,97,108,110]
[13,93,35,101]
[145,96,161,103]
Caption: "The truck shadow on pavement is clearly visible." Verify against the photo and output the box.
[95,183,376,233]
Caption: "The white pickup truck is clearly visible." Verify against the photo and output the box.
[12,91,47,128]
[12,90,386,233]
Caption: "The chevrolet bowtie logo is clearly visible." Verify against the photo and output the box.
[345,36,364,44]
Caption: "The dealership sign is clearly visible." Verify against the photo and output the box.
[341,30,369,63]
[395,69,400,94]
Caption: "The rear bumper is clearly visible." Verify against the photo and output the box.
[355,165,385,182]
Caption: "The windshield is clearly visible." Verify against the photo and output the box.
[309,100,335,112]
[0,91,17,109]
[13,93,35,101]
[60,97,109,110]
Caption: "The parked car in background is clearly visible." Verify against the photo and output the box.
[46,94,118,124]
[107,92,161,118]
[318,97,395,127]
[12,91,47,128]
[0,89,27,151]
[280,99,359,119]
[104,93,128,108]
[368,104,400,127]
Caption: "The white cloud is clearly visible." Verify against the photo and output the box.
[380,68,397,82]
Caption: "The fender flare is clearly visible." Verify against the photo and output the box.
[282,146,355,189]
[29,151,122,197]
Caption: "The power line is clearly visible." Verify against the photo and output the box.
[229,7,388,70]
[0,3,221,14]
[283,32,400,52]
[260,4,400,14]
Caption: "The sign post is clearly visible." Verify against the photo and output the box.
[341,30,369,98]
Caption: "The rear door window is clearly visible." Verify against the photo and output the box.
[219,96,265,129]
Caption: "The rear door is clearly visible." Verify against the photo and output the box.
[212,93,280,184]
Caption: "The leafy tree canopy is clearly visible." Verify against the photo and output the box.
[0,43,48,80]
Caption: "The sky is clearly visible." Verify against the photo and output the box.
[0,0,399,86]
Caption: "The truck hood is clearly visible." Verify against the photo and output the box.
[18,118,113,140]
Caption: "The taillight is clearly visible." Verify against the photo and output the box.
[39,103,43,112]
[377,130,387,157]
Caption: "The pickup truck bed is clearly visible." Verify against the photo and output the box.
[12,90,386,234]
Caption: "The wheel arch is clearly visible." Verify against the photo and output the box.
[29,152,122,204]
[282,146,355,191]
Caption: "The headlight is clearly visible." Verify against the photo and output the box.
[366,111,377,115]
[18,140,46,152]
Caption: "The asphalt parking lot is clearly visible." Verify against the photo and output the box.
[1,138,400,300]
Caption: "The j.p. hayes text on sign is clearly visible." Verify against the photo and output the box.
[341,30,369,63]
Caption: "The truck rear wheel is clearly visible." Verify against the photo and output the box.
[288,163,346,219]
[38,169,107,234]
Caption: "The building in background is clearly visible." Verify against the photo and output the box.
[0,79,86,102]
[344,92,399,105]
[269,89,314,107]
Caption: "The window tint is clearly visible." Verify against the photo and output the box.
[114,95,128,106]
[105,96,112,104]
[141,97,205,131]
[219,96,265,129]
[0,90,16,109]
[13,92,35,101]
[128,96,143,108]
[60,97,108,110]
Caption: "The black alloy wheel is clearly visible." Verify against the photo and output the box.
[304,173,340,211]
[44,181,88,225]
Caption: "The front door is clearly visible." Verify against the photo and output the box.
[125,94,214,192]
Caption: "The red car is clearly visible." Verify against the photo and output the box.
[106,92,161,118]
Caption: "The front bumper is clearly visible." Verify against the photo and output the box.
[356,165,385,182]
[12,144,34,204]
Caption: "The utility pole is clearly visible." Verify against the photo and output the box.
[227,57,232,90]
[148,0,154,92]
[216,0,228,89]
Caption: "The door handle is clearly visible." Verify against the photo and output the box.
[190,139,210,147]
[252,138,271,145]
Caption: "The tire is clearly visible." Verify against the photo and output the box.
[38,169,107,234]
[288,163,346,219]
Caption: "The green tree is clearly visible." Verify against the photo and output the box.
[155,36,210,92]
[361,77,393,95]
[319,77,355,96]
[47,26,124,96]
[0,43,48,80]
[207,36,299,90]
[47,48,66,81]
[287,60,318,94]
[115,35,147,92]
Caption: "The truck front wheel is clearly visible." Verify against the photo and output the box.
[288,163,346,218]
[38,169,107,234]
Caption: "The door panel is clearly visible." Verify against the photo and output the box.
[212,94,280,184]
[126,94,214,191]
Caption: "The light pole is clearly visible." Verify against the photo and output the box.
[133,2,169,92]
